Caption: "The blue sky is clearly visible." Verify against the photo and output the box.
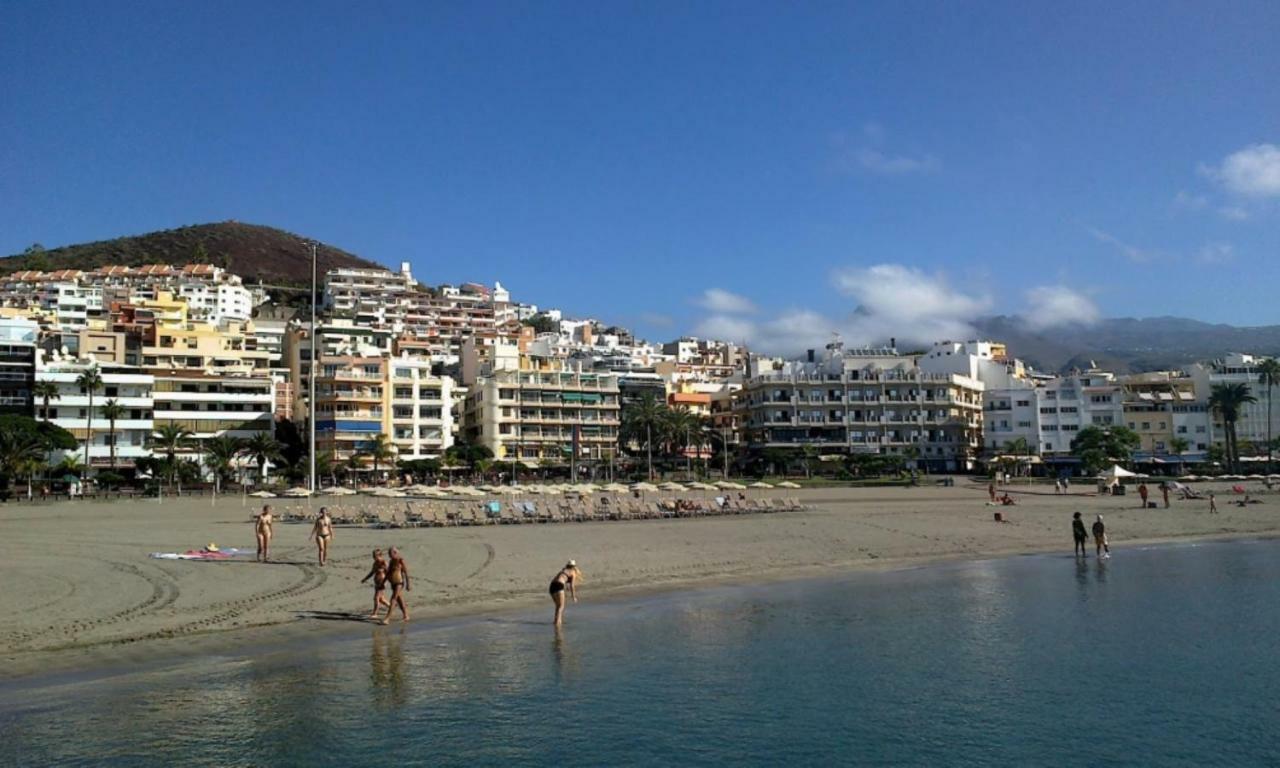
[2,1,1276,352]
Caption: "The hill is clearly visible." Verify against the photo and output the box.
[974,315,1280,374]
[1,221,387,285]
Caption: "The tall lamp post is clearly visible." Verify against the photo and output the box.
[308,240,318,493]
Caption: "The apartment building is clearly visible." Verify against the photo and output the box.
[35,360,154,470]
[314,356,387,464]
[0,317,37,415]
[735,352,984,471]
[151,371,275,462]
[1185,354,1279,449]
[462,357,621,468]
[387,357,455,460]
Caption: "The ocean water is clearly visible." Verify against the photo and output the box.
[4,540,1280,767]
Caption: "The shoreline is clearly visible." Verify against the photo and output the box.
[4,525,1277,689]
[4,484,1278,684]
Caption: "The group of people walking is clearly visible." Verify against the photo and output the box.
[252,504,584,627]
[1072,511,1110,559]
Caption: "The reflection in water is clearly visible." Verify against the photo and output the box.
[371,627,408,709]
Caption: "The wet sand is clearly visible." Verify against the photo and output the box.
[1,482,1273,680]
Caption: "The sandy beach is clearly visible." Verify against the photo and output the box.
[1,482,1274,680]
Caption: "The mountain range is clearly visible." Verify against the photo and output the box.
[972,315,1280,374]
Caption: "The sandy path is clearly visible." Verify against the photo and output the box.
[0,483,1274,679]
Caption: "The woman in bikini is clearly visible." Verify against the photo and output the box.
[381,547,411,625]
[310,507,334,566]
[254,504,274,563]
[549,560,582,627]
[360,548,389,619]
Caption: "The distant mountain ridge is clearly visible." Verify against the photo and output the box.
[973,315,1280,374]
[0,221,386,286]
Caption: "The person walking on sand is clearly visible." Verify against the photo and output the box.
[380,547,411,625]
[361,548,389,619]
[549,560,583,627]
[1161,483,1170,509]
[988,481,997,502]
[254,504,274,563]
[1092,514,1110,558]
[1209,493,1218,514]
[1138,483,1149,508]
[1072,512,1089,558]
[310,507,334,566]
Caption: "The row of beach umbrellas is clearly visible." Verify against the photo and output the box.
[247,479,804,500]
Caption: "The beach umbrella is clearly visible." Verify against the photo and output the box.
[658,481,686,492]
[688,481,718,491]
[631,482,659,492]
[326,487,358,496]
[249,490,277,498]
[602,483,630,493]
[282,487,313,498]
[716,480,747,490]
[748,481,775,489]
[1246,474,1265,481]
[776,481,802,489]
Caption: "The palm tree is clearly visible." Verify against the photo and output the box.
[1209,382,1256,473]
[150,423,193,489]
[366,433,396,484]
[1169,436,1191,477]
[0,425,46,499]
[244,432,283,483]
[1258,359,1280,474]
[1004,436,1032,478]
[623,393,667,481]
[32,380,59,422]
[100,399,126,471]
[75,367,103,473]
[662,406,700,473]
[203,435,244,494]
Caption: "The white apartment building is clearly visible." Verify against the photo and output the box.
[38,284,103,330]
[176,282,254,324]
[36,359,154,470]
[387,357,455,460]
[324,263,416,325]
[1185,354,1280,450]
[734,346,984,471]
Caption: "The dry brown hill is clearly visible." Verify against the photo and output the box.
[1,221,386,285]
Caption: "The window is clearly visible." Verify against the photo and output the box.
[1040,407,1057,414]
[1016,400,1030,407]
[1062,424,1079,431]
[1060,406,1078,413]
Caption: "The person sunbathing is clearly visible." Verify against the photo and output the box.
[999,493,1017,506]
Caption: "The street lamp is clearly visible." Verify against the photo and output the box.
[307,240,318,493]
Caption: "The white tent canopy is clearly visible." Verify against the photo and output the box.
[1098,465,1145,481]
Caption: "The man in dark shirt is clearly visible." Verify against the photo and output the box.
[1092,514,1110,558]
[1072,511,1088,557]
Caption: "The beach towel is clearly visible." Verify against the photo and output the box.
[149,547,253,561]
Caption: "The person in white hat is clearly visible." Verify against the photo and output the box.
[548,560,583,627]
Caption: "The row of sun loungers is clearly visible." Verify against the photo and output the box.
[276,496,805,528]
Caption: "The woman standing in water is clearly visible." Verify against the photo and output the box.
[549,560,583,627]
[380,547,411,625]
[254,504,274,563]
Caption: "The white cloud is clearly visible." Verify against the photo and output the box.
[832,125,939,177]
[1087,226,1154,263]
[1218,205,1249,221]
[1195,242,1235,265]
[694,288,756,315]
[692,264,990,355]
[852,148,939,176]
[1022,286,1100,331]
[1204,143,1280,197]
